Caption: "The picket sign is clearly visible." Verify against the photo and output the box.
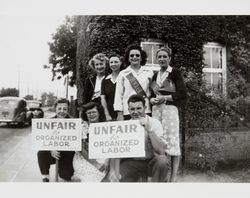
[32,118,82,182]
[32,118,82,151]
[88,120,145,159]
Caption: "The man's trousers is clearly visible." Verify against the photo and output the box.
[37,151,75,181]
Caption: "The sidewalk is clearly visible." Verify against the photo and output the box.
[0,132,61,182]
[0,133,52,182]
[0,132,249,182]
[0,111,58,182]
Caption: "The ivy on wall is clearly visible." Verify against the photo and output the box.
[77,15,250,130]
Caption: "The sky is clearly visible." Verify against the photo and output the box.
[0,15,76,99]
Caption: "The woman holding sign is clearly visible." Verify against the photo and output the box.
[72,102,109,182]
[150,46,187,182]
[37,98,75,182]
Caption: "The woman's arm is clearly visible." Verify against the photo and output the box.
[101,95,112,121]
[155,69,187,104]
[114,73,124,118]
[100,79,112,121]
[150,72,163,105]
[170,69,187,102]
[116,111,124,121]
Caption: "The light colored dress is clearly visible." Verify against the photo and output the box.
[151,67,181,156]
[114,66,153,116]
[73,152,105,182]
[72,121,106,182]
[152,104,181,156]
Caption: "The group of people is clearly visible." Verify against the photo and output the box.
[37,44,187,182]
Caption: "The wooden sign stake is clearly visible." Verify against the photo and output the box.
[55,159,59,182]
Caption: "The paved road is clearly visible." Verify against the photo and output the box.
[0,124,31,165]
[0,111,55,182]
[0,111,55,165]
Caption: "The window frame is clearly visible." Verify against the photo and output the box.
[202,42,227,96]
[140,40,165,71]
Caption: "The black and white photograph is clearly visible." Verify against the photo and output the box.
[0,0,250,197]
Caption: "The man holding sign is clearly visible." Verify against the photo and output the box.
[36,99,75,182]
[110,94,170,182]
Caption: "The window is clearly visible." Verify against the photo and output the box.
[202,42,227,95]
[141,40,165,71]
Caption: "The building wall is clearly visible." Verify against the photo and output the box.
[185,129,250,166]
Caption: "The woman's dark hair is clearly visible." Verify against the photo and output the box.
[109,53,125,71]
[124,44,147,67]
[81,101,106,122]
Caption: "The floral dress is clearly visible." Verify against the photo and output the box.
[72,121,106,182]
[152,104,180,156]
[151,68,181,156]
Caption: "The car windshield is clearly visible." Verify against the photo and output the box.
[27,102,41,109]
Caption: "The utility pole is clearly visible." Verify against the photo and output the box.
[18,65,20,97]
[65,75,69,99]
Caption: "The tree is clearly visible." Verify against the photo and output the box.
[44,16,78,87]
[23,94,34,100]
[75,15,96,106]
[40,92,57,107]
[0,88,19,97]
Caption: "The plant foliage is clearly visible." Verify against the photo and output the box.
[76,15,250,130]
[40,92,57,107]
[0,88,19,97]
[75,15,250,170]
[46,16,78,86]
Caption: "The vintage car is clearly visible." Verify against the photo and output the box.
[26,100,44,123]
[0,97,28,126]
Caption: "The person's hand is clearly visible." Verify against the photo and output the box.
[139,117,152,136]
[139,117,147,127]
[105,114,112,121]
[50,151,60,160]
[117,112,124,121]
[150,97,159,105]
[139,117,150,132]
[156,95,166,104]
